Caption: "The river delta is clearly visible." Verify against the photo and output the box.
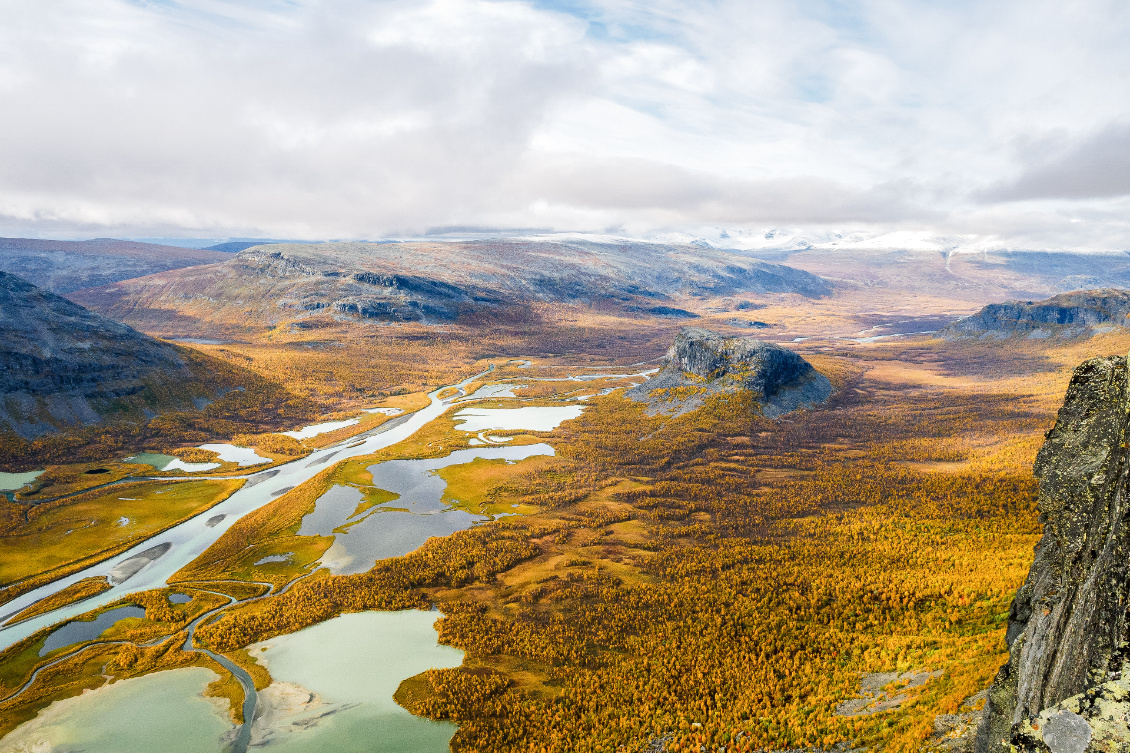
[0,365,608,750]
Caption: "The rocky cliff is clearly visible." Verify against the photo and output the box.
[627,327,832,417]
[0,272,199,437]
[944,290,1130,340]
[975,355,1130,753]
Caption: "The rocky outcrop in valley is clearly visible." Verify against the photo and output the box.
[944,290,1130,340]
[627,327,832,417]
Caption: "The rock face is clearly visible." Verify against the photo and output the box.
[944,289,1130,340]
[0,272,194,437]
[975,355,1130,753]
[626,328,832,417]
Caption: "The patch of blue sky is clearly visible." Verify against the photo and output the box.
[813,0,875,43]
[796,73,834,104]
[528,0,683,44]
[125,0,300,33]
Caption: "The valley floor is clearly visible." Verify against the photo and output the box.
[1,305,1120,752]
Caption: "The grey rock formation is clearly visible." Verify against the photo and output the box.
[944,289,1130,340]
[0,272,193,437]
[975,355,1130,753]
[626,328,831,417]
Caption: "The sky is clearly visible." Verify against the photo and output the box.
[0,0,1128,249]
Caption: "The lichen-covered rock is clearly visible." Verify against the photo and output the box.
[974,355,1130,753]
[1010,676,1130,753]
[626,327,831,417]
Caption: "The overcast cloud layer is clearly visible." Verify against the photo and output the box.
[0,0,1128,248]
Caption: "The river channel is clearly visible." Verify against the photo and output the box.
[0,362,645,752]
[0,367,496,651]
[0,611,462,753]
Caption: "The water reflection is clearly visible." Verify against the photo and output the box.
[301,444,553,575]
[39,605,146,656]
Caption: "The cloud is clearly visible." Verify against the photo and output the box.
[979,123,1130,201]
[511,155,936,224]
[0,0,1127,245]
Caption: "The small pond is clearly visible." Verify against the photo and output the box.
[299,444,552,575]
[452,405,585,433]
[124,453,219,473]
[0,470,44,492]
[0,668,233,752]
[171,337,229,345]
[246,610,462,752]
[39,605,147,656]
[197,443,272,466]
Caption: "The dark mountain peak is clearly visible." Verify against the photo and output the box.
[0,272,191,438]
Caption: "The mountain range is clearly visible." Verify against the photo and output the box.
[0,237,229,294]
[67,238,831,336]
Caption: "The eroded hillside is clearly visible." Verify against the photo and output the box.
[68,238,830,337]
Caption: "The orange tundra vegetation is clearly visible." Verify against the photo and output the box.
[3,325,1100,751]
[0,308,678,471]
[167,338,1054,753]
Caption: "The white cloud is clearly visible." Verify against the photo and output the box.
[0,0,1127,247]
[979,123,1130,201]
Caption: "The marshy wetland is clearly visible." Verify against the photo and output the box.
[0,363,611,750]
[1,313,1120,752]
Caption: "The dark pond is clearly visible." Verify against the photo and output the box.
[40,605,147,656]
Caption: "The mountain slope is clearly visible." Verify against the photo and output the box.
[0,237,229,293]
[67,238,831,336]
[942,289,1130,340]
[1,272,207,438]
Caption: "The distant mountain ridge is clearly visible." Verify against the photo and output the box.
[0,237,229,294]
[69,238,831,336]
[626,228,1130,302]
[942,289,1130,340]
